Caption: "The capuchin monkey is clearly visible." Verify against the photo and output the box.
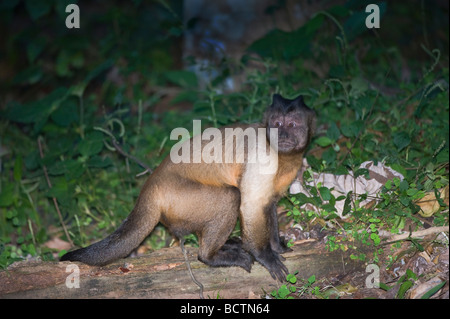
[61,93,316,282]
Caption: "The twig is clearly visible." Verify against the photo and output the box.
[37,137,73,247]
[111,139,153,175]
[381,226,449,244]
[94,127,153,175]
[180,239,205,299]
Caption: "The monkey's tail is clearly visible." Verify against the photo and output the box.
[60,201,160,266]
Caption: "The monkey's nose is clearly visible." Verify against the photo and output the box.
[279,130,288,139]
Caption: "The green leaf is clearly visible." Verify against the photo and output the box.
[50,98,79,127]
[341,120,364,138]
[291,207,300,216]
[171,90,199,104]
[319,187,332,201]
[421,281,446,299]
[56,50,73,77]
[435,147,449,164]
[306,155,321,171]
[350,77,369,98]
[326,122,341,141]
[397,280,413,299]
[354,168,370,179]
[406,188,419,197]
[6,87,68,125]
[342,191,353,216]
[388,163,407,179]
[315,136,333,147]
[393,132,411,151]
[12,66,43,85]
[25,0,52,20]
[410,238,424,252]
[321,203,337,212]
[246,15,324,61]
[295,192,315,206]
[0,184,15,207]
[434,189,446,207]
[379,282,391,291]
[27,244,36,256]
[406,269,418,280]
[399,196,410,206]
[370,233,381,245]
[322,148,337,165]
[48,159,76,176]
[385,180,392,190]
[27,36,46,63]
[286,273,297,284]
[46,178,69,200]
[278,285,291,298]
[399,180,409,192]
[87,156,113,168]
[13,156,23,182]
[73,60,114,97]
[165,70,198,88]
[78,132,104,157]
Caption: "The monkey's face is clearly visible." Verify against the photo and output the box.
[266,112,312,153]
[265,94,316,154]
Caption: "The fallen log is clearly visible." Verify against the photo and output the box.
[0,240,367,299]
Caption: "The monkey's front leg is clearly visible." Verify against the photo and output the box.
[240,208,289,282]
[239,178,289,281]
[267,202,293,254]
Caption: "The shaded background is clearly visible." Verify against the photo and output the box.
[1,0,448,106]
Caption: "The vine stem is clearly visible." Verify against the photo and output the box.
[37,137,73,247]
[93,127,153,176]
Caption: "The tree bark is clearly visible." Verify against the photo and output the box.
[0,240,367,299]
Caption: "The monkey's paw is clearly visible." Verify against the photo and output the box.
[254,248,289,282]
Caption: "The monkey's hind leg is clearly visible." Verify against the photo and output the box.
[196,188,254,272]
[198,233,254,273]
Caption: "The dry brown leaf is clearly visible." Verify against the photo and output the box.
[416,185,449,217]
[409,277,445,299]
[43,237,72,251]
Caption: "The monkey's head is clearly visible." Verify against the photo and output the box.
[264,94,316,154]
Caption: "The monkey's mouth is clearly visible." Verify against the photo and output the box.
[277,140,296,152]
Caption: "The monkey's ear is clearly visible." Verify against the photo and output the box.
[293,95,304,106]
[271,94,284,107]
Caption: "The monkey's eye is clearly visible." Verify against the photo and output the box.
[287,122,296,128]
[274,121,283,127]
